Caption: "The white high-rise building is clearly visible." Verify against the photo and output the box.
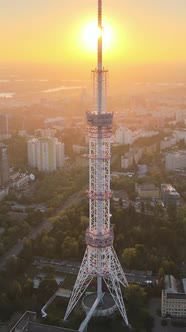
[165,151,186,170]
[56,141,65,168]
[35,128,56,138]
[121,147,143,169]
[115,127,132,145]
[27,138,38,168]
[115,127,157,146]
[0,143,9,187]
[176,109,186,123]
[175,129,186,144]
[28,138,64,172]
[121,154,133,169]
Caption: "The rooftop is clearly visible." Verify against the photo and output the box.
[161,184,180,196]
[10,311,77,332]
[136,183,158,190]
[28,322,77,332]
[164,275,186,298]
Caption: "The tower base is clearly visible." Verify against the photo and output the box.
[82,292,117,317]
[64,246,129,326]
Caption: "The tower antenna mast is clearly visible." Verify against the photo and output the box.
[64,1,129,330]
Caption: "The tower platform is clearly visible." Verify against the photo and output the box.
[82,292,117,317]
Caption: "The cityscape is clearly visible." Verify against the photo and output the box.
[0,1,186,332]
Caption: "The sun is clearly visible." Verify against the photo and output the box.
[82,21,113,52]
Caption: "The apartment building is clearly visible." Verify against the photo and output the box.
[162,275,186,318]
[0,143,9,187]
[28,137,64,172]
[165,151,186,170]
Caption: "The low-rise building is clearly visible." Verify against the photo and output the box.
[72,145,88,154]
[75,154,88,168]
[161,183,180,206]
[0,187,9,201]
[165,150,186,170]
[9,170,20,181]
[135,183,160,199]
[137,164,148,175]
[115,127,132,145]
[13,174,30,191]
[112,190,129,208]
[10,311,77,332]
[161,275,186,318]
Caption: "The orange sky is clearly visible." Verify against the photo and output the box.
[1,0,186,74]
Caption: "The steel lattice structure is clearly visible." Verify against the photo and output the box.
[64,1,129,329]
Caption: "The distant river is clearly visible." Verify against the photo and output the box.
[0,93,16,98]
[42,86,85,93]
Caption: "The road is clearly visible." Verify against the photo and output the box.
[33,258,157,286]
[0,190,84,272]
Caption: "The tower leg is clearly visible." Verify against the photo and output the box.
[109,247,128,287]
[104,276,128,325]
[64,248,93,320]
[102,246,128,325]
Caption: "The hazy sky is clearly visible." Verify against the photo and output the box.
[0,0,186,78]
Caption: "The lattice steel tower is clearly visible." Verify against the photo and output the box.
[64,1,129,330]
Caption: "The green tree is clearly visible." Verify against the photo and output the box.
[40,235,56,257]
[61,236,79,259]
[0,242,5,255]
[0,293,13,320]
[158,267,165,288]
[6,255,19,276]
[122,247,137,268]
[20,238,33,261]
[7,280,22,300]
[161,260,177,275]
[124,284,147,314]
[23,278,34,297]
[38,277,58,301]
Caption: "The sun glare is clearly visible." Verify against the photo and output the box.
[82,22,113,52]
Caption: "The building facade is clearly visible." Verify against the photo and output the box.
[115,127,132,145]
[0,143,9,187]
[10,311,77,332]
[162,275,186,318]
[13,174,30,191]
[135,183,160,199]
[75,154,89,168]
[165,151,186,170]
[175,129,186,144]
[161,183,180,206]
[121,147,143,170]
[0,187,9,201]
[176,110,186,123]
[28,138,64,172]
[72,145,88,154]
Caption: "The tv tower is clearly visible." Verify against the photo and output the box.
[64,1,129,330]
